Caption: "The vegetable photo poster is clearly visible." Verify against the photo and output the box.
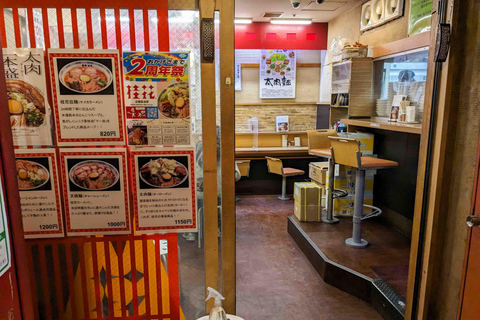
[3,48,53,147]
[15,149,64,238]
[60,148,130,236]
[130,147,196,233]
[49,49,125,146]
[259,49,296,99]
[122,52,191,146]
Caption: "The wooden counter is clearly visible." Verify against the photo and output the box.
[235,146,310,159]
[341,117,422,135]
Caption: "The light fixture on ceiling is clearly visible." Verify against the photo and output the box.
[270,18,312,25]
[234,18,253,24]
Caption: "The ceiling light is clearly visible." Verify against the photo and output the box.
[270,19,312,25]
[234,18,253,24]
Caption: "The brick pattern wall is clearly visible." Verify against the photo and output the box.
[235,104,317,132]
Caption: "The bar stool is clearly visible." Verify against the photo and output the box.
[235,160,251,201]
[329,136,398,248]
[307,129,339,223]
[266,156,305,200]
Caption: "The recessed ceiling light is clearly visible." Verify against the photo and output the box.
[270,18,312,25]
[234,18,253,24]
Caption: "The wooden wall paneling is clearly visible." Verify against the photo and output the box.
[219,0,236,314]
[199,0,219,314]
[405,0,461,318]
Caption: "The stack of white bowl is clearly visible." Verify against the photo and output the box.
[376,99,389,117]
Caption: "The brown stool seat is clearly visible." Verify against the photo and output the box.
[309,148,332,158]
[283,168,305,176]
[361,157,398,169]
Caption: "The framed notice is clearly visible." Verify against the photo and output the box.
[0,176,11,277]
[123,52,191,146]
[49,49,125,146]
[60,148,130,236]
[408,0,432,36]
[130,147,196,233]
[260,49,296,99]
[3,48,53,146]
[15,149,64,238]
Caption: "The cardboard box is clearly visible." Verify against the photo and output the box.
[294,202,322,222]
[338,132,374,155]
[294,182,323,206]
[309,162,328,185]
[331,191,374,217]
[326,168,374,196]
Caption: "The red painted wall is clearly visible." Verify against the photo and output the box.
[235,22,328,50]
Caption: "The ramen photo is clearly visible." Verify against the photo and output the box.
[16,159,50,190]
[7,80,46,128]
[158,82,190,119]
[140,158,188,188]
[69,160,119,190]
[60,61,112,94]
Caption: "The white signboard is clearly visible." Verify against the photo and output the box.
[0,176,11,277]
[259,49,296,99]
[15,149,64,238]
[131,147,197,233]
[60,148,130,236]
[235,63,242,91]
[3,48,53,146]
[49,49,125,146]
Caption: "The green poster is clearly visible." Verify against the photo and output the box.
[0,177,11,277]
[409,0,433,36]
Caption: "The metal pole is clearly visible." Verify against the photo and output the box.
[278,176,289,200]
[346,169,368,248]
[322,156,339,223]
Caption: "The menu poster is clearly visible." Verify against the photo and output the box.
[60,148,130,236]
[259,49,296,99]
[409,0,432,36]
[131,147,196,233]
[3,48,53,146]
[0,176,11,277]
[49,49,125,146]
[122,52,191,146]
[15,149,64,238]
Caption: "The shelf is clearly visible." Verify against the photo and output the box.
[235,131,307,135]
[341,117,422,135]
[331,105,349,108]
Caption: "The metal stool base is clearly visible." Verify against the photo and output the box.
[345,238,368,248]
[278,196,290,201]
[322,217,339,224]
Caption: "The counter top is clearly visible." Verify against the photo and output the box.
[341,117,422,135]
[235,146,310,159]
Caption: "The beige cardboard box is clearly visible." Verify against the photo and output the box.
[309,162,328,185]
[294,182,323,206]
[294,202,322,222]
[326,167,375,196]
[331,191,374,217]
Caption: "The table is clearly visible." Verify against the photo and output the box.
[341,117,422,135]
[235,146,309,159]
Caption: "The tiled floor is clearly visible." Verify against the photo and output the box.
[236,195,382,320]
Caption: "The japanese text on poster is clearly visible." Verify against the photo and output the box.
[259,49,296,99]
[0,176,11,277]
[123,52,191,146]
[131,147,196,233]
[409,0,432,36]
[15,149,64,238]
[3,48,53,146]
[60,148,130,236]
[49,49,125,146]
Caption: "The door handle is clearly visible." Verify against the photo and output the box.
[466,215,480,227]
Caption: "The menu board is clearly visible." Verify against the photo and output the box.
[122,52,191,146]
[60,148,130,236]
[259,49,296,99]
[0,176,11,277]
[15,149,64,238]
[3,48,53,146]
[130,147,196,233]
[49,49,125,146]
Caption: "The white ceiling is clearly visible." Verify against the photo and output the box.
[235,0,363,22]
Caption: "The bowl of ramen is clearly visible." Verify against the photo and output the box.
[59,60,113,94]
[140,158,188,188]
[16,159,50,190]
[7,80,46,128]
[128,127,147,145]
[69,160,119,191]
[158,82,190,119]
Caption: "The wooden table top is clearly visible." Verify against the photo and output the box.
[341,117,422,135]
[235,146,310,159]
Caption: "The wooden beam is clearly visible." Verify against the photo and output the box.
[219,0,236,313]
[199,0,218,314]
[241,63,321,68]
[372,32,430,58]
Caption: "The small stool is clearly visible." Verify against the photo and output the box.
[266,156,305,200]
[329,136,398,248]
[235,160,251,201]
[307,129,339,223]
